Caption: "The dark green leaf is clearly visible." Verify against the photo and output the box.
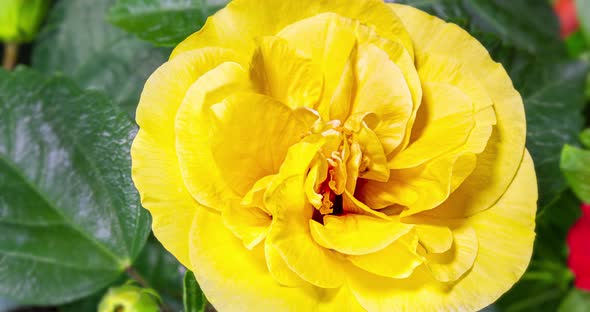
[108,0,227,47]
[392,0,562,55]
[183,271,207,312]
[0,68,151,304]
[59,291,104,312]
[558,289,590,312]
[134,237,185,311]
[32,0,170,116]
[561,144,590,203]
[496,277,568,312]
[515,59,589,208]
[580,129,590,149]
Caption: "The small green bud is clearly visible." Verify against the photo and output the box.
[98,283,161,312]
[0,0,50,43]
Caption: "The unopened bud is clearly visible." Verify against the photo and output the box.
[98,283,160,312]
[0,0,49,43]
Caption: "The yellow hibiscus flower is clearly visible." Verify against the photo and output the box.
[131,1,537,311]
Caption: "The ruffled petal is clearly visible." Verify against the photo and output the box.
[415,224,453,254]
[132,48,239,266]
[250,36,323,109]
[176,88,309,210]
[347,231,423,279]
[391,3,526,217]
[265,142,347,288]
[390,82,475,169]
[172,0,414,61]
[309,214,413,255]
[357,153,477,214]
[423,225,478,282]
[346,151,537,312]
[190,207,320,311]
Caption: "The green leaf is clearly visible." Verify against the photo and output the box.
[32,0,170,116]
[581,129,590,149]
[134,237,186,311]
[183,271,207,312]
[561,144,590,203]
[59,291,104,312]
[576,0,590,43]
[513,59,590,208]
[0,68,151,305]
[393,0,562,55]
[558,289,590,312]
[108,0,227,47]
[566,31,589,58]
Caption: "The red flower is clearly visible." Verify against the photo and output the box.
[568,203,590,290]
[554,0,580,37]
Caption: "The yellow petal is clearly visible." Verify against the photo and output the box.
[357,153,477,214]
[264,240,307,287]
[277,12,357,116]
[415,224,453,254]
[132,48,239,266]
[346,150,537,312]
[172,0,414,61]
[390,82,475,169]
[263,141,346,288]
[173,61,251,213]
[352,115,390,182]
[309,214,413,255]
[176,90,309,209]
[424,226,478,282]
[347,231,423,279]
[266,174,346,288]
[250,36,323,109]
[277,13,421,143]
[392,3,526,217]
[343,190,391,220]
[304,158,329,209]
[347,44,414,155]
[241,175,275,214]
[222,203,271,250]
[190,206,319,311]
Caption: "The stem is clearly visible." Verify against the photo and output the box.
[2,43,18,70]
[125,266,150,287]
[125,266,173,312]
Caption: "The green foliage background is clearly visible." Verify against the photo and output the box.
[1,0,589,311]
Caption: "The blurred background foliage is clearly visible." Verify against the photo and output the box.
[0,0,589,311]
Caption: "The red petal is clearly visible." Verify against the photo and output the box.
[555,0,580,37]
[568,203,590,291]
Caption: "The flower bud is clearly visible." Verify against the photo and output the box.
[0,0,49,43]
[98,283,160,312]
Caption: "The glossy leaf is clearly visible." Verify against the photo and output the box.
[561,144,590,203]
[32,0,170,116]
[108,0,227,47]
[183,271,207,312]
[0,68,151,304]
[513,59,589,208]
[558,289,590,312]
[393,0,562,55]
